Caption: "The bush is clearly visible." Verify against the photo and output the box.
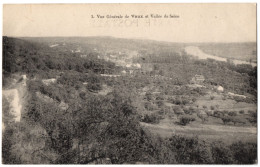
[175,98,182,105]
[182,98,189,105]
[183,107,192,115]
[205,110,213,117]
[179,116,196,126]
[211,142,233,164]
[213,111,223,118]
[210,106,215,110]
[239,110,245,114]
[142,114,160,124]
[197,113,208,123]
[247,111,257,125]
[173,106,184,117]
[168,135,213,164]
[222,117,232,125]
[192,98,197,103]
[223,110,229,115]
[144,102,155,111]
[228,111,237,117]
[230,141,257,164]
[156,100,164,108]
[230,117,246,125]
[210,96,215,100]
[87,82,102,92]
[167,136,257,164]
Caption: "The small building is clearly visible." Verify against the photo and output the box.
[42,78,57,86]
[191,75,205,84]
[217,86,224,92]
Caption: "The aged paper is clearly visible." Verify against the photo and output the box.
[2,4,257,164]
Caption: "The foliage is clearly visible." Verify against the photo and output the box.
[179,116,196,126]
[230,141,257,164]
[141,114,160,124]
[168,135,213,164]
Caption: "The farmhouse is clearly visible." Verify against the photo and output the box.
[42,78,57,86]
[217,86,224,92]
[191,74,205,84]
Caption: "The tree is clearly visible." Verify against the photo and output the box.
[168,135,213,164]
[230,141,257,164]
[222,117,231,125]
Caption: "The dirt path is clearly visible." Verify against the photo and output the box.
[3,89,22,122]
[2,75,27,125]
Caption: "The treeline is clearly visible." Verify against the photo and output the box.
[3,37,117,77]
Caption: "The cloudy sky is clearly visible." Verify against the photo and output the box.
[3,4,256,43]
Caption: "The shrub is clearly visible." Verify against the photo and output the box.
[168,135,213,164]
[183,107,193,115]
[210,96,215,100]
[144,102,155,111]
[156,100,164,108]
[197,113,208,123]
[179,116,196,126]
[211,141,234,164]
[142,114,160,124]
[189,106,196,112]
[145,92,153,101]
[223,110,229,115]
[230,117,246,125]
[239,110,245,114]
[87,82,102,92]
[228,111,237,117]
[79,92,86,100]
[175,98,182,105]
[182,98,189,105]
[230,141,257,164]
[210,106,215,110]
[205,110,213,117]
[173,106,184,117]
[192,98,197,103]
[247,111,257,125]
[222,117,232,125]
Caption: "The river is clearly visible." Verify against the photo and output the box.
[185,46,257,67]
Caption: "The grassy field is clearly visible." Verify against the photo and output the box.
[195,91,256,113]
[141,117,257,144]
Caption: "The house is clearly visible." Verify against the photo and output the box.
[217,86,224,92]
[191,74,205,84]
[42,78,57,86]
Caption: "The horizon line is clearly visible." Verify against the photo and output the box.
[3,35,257,44]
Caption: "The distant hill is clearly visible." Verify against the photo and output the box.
[18,36,256,63]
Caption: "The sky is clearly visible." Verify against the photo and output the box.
[3,4,257,43]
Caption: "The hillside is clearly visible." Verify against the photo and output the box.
[2,36,257,164]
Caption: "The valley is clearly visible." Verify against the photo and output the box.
[2,36,257,164]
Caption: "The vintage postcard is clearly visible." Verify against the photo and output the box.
[2,4,257,164]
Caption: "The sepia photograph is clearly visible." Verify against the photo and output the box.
[2,3,257,164]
